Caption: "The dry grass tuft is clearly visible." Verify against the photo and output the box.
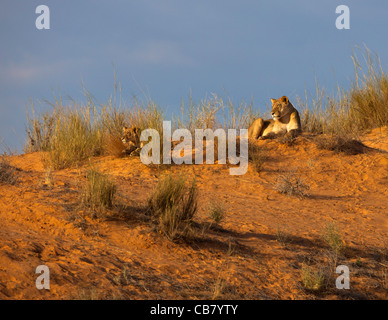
[322,222,345,256]
[147,174,198,241]
[314,134,367,155]
[298,45,388,136]
[249,143,267,173]
[208,200,226,225]
[80,168,117,218]
[301,264,326,291]
[0,158,18,185]
[273,171,310,198]
[277,133,298,146]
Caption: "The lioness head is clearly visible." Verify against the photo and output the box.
[270,96,293,120]
[121,126,140,145]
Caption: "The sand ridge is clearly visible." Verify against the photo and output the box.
[0,130,387,300]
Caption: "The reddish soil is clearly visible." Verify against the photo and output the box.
[0,128,387,300]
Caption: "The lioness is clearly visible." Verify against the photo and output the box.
[248,96,301,140]
[121,126,142,156]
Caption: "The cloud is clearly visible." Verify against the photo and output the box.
[126,40,196,67]
[0,57,93,84]
[2,63,44,82]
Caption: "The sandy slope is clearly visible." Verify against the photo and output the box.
[0,128,387,300]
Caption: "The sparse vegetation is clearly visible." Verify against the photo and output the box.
[301,264,326,291]
[80,168,117,218]
[77,287,99,300]
[66,212,89,231]
[249,143,267,173]
[208,200,226,225]
[25,88,165,168]
[6,45,386,300]
[322,222,345,256]
[276,226,290,247]
[0,158,17,185]
[211,275,225,300]
[273,171,310,198]
[314,134,367,155]
[113,265,133,286]
[277,133,298,146]
[25,86,257,169]
[147,174,198,241]
[298,45,388,137]
[43,167,54,187]
[23,46,388,171]
[307,158,315,170]
[27,104,104,169]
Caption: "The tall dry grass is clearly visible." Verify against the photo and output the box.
[24,46,387,168]
[25,85,165,168]
[80,167,117,218]
[298,45,388,137]
[175,91,258,133]
[25,85,256,169]
[147,174,198,240]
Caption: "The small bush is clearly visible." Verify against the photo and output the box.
[301,264,325,291]
[276,226,290,247]
[208,200,226,225]
[81,168,117,218]
[0,158,17,185]
[147,174,198,240]
[113,265,133,286]
[43,167,54,187]
[314,134,367,155]
[277,133,297,146]
[273,172,310,198]
[322,222,344,256]
[249,143,266,173]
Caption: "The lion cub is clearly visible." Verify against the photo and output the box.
[121,126,142,156]
[248,96,301,140]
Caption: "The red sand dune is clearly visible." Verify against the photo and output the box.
[0,128,387,300]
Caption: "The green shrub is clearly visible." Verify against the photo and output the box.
[301,264,325,291]
[322,222,344,255]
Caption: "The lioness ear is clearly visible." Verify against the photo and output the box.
[281,96,289,104]
[271,98,276,104]
[123,126,128,131]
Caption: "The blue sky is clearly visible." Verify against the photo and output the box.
[1,0,387,151]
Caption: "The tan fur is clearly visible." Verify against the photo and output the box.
[121,126,142,155]
[248,96,301,140]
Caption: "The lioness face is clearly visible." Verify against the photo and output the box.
[270,96,290,120]
[121,126,140,145]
